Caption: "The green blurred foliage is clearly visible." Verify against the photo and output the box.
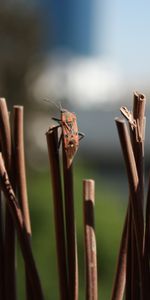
[17,162,126,300]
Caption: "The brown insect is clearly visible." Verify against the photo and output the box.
[45,100,84,167]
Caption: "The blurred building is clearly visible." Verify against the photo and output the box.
[37,0,104,55]
[32,0,122,107]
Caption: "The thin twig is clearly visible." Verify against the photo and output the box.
[115,118,144,300]
[120,93,146,299]
[83,179,98,300]
[0,153,44,300]
[63,146,78,300]
[13,106,31,234]
[125,206,132,299]
[0,189,5,299]
[146,177,150,231]
[46,126,69,300]
[0,98,16,300]
[0,133,5,299]
[143,174,150,298]
[13,105,33,300]
[111,211,128,300]
[132,91,145,208]
[130,92,146,300]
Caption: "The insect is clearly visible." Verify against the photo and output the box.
[45,100,84,168]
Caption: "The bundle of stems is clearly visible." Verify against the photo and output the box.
[4,93,150,300]
[111,92,150,300]
[0,98,44,300]
[46,125,98,300]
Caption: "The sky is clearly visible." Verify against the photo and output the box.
[104,0,150,77]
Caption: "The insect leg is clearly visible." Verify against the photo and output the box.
[78,132,85,141]
[47,124,61,134]
[52,117,61,123]
[58,133,62,148]
[51,117,63,147]
[63,121,71,131]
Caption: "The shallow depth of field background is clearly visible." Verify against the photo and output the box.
[1,1,150,299]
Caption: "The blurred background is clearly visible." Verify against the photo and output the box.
[1,0,150,299]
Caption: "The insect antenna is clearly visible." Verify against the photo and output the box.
[43,99,61,111]
[59,102,63,111]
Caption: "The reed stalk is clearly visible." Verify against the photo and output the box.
[129,92,146,299]
[13,105,33,300]
[46,126,69,300]
[83,179,98,300]
[62,146,78,300]
[0,153,44,300]
[0,188,5,299]
[115,118,144,300]
[0,98,16,300]
[111,212,128,300]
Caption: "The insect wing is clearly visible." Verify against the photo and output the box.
[62,111,79,167]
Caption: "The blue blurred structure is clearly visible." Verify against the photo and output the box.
[37,0,99,55]
[51,0,93,54]
[35,0,150,96]
[31,0,121,108]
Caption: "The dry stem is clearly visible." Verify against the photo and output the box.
[46,126,69,300]
[115,118,144,300]
[129,92,145,299]
[13,105,33,300]
[0,97,16,300]
[111,212,128,300]
[63,145,78,300]
[0,153,44,300]
[83,179,98,300]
